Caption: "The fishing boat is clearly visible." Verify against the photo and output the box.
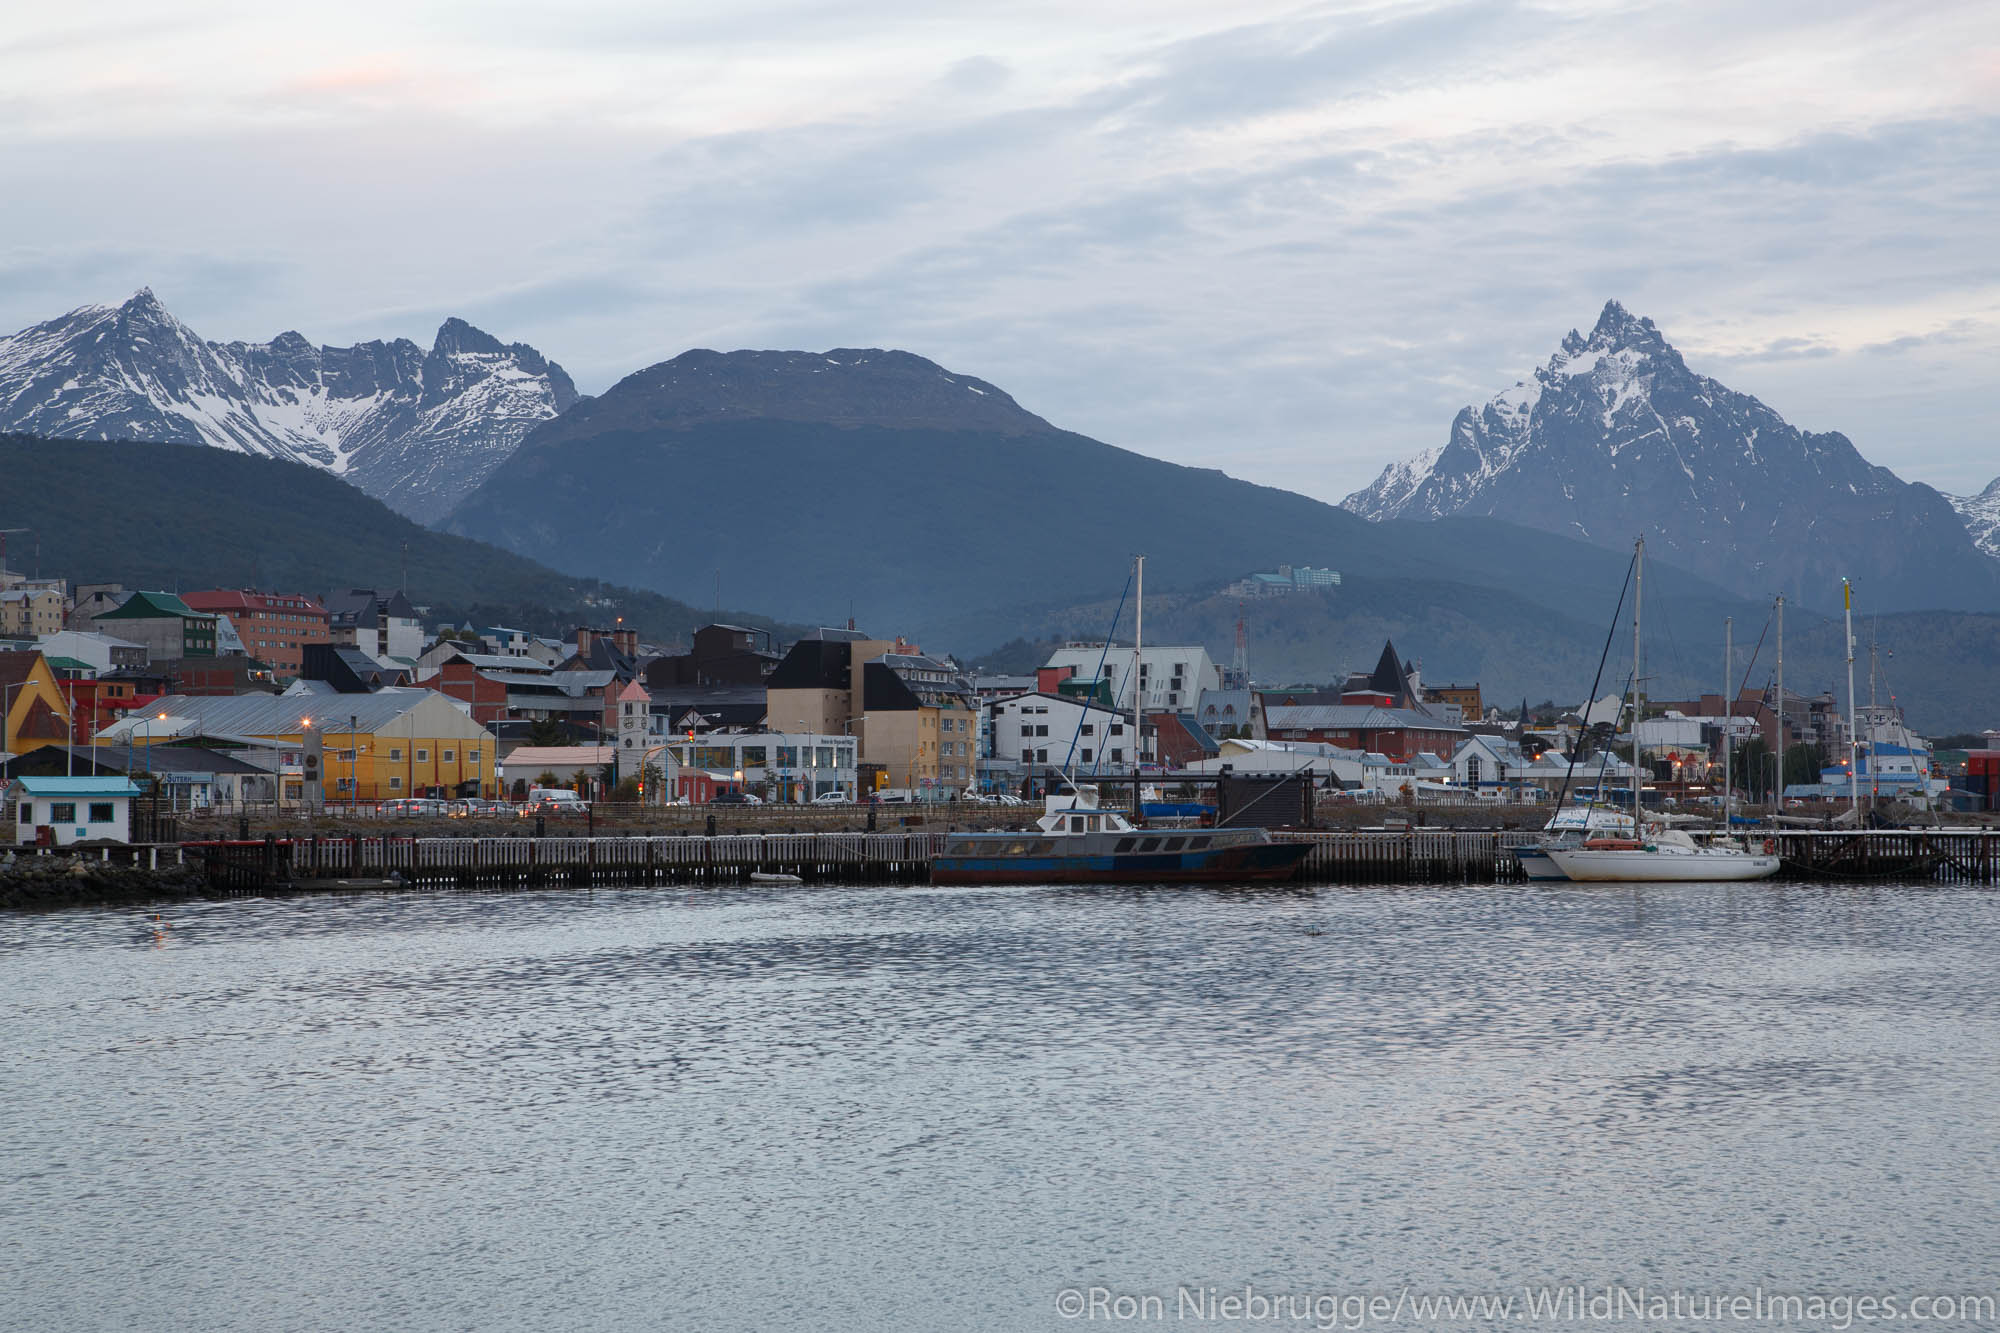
[1514,802,1637,880]
[929,783,1311,885]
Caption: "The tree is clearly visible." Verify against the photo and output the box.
[1783,743,1827,789]
[1732,736,1775,801]
[526,716,566,748]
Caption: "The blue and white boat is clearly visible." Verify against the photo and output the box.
[1514,802,1638,881]
[931,785,1311,886]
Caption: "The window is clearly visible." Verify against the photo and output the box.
[1466,756,1483,784]
[52,802,77,822]
[389,748,403,761]
[1115,837,1136,852]
[740,745,768,767]
[1021,725,1034,739]
[1035,725,1048,737]
[388,776,402,790]
[468,749,481,764]
[416,748,429,763]
[1110,724,1124,736]
[1036,749,1048,763]
[88,803,114,823]
[1111,748,1124,763]
[1071,816,1086,833]
[1138,837,1162,852]
[17,804,30,824]
[442,749,455,763]
[1080,749,1093,763]
[1081,723,1094,736]
[1163,837,1186,852]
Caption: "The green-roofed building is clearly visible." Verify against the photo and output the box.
[94,591,217,662]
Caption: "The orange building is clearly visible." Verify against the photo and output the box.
[182,589,329,680]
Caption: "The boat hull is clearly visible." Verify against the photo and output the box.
[1513,847,1571,881]
[932,840,1311,886]
[1545,849,1781,882]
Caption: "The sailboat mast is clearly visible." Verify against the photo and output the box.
[1868,630,1880,812]
[1133,554,1144,783]
[1774,594,1784,816]
[1844,580,1860,819]
[1723,616,1732,828]
[1632,536,1644,820]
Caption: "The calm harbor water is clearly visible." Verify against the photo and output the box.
[5,880,1998,1331]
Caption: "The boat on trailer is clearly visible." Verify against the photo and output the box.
[930,784,1311,886]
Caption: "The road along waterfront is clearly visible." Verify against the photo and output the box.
[5,877,1997,1330]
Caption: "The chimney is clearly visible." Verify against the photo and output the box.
[615,628,638,657]
[576,626,594,656]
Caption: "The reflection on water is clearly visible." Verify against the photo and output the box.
[5,880,1998,1331]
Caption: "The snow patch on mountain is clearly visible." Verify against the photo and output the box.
[0,290,578,521]
[1948,477,2000,560]
[1338,300,1999,611]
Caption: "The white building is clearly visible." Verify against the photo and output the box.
[987,692,1145,776]
[33,630,147,674]
[644,733,858,802]
[1040,643,1222,714]
[10,775,140,845]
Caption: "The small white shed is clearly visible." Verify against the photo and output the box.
[11,776,142,846]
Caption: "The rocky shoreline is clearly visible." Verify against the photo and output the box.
[0,852,211,911]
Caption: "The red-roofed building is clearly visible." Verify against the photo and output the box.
[181,589,329,680]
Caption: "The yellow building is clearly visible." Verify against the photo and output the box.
[0,587,65,638]
[96,687,498,802]
[0,651,73,757]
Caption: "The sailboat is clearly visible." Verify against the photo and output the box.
[1545,536,1780,884]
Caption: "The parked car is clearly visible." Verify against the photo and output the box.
[709,790,762,805]
[522,788,589,816]
[382,797,448,817]
[811,791,853,805]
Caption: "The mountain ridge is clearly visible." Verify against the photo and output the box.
[0,290,578,522]
[1341,301,2000,615]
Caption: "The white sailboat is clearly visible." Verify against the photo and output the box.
[1545,536,1780,884]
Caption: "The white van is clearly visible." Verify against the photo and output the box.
[524,787,589,815]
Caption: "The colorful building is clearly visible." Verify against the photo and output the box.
[91,591,218,661]
[181,590,329,680]
[95,687,498,803]
[0,651,73,758]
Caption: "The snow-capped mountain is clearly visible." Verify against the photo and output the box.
[1342,301,2000,613]
[0,289,578,521]
[1947,477,2000,561]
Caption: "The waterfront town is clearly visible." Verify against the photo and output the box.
[0,553,1975,844]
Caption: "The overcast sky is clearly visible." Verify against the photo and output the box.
[4,0,1996,500]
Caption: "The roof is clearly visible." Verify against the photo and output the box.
[5,745,267,776]
[1264,704,1466,732]
[42,656,95,674]
[97,590,209,621]
[11,775,141,795]
[988,690,1127,715]
[499,745,615,768]
[98,687,453,739]
[0,650,48,691]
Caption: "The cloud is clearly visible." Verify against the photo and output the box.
[0,0,1996,502]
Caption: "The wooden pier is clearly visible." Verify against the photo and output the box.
[156,826,2000,895]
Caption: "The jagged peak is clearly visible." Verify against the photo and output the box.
[432,316,506,358]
